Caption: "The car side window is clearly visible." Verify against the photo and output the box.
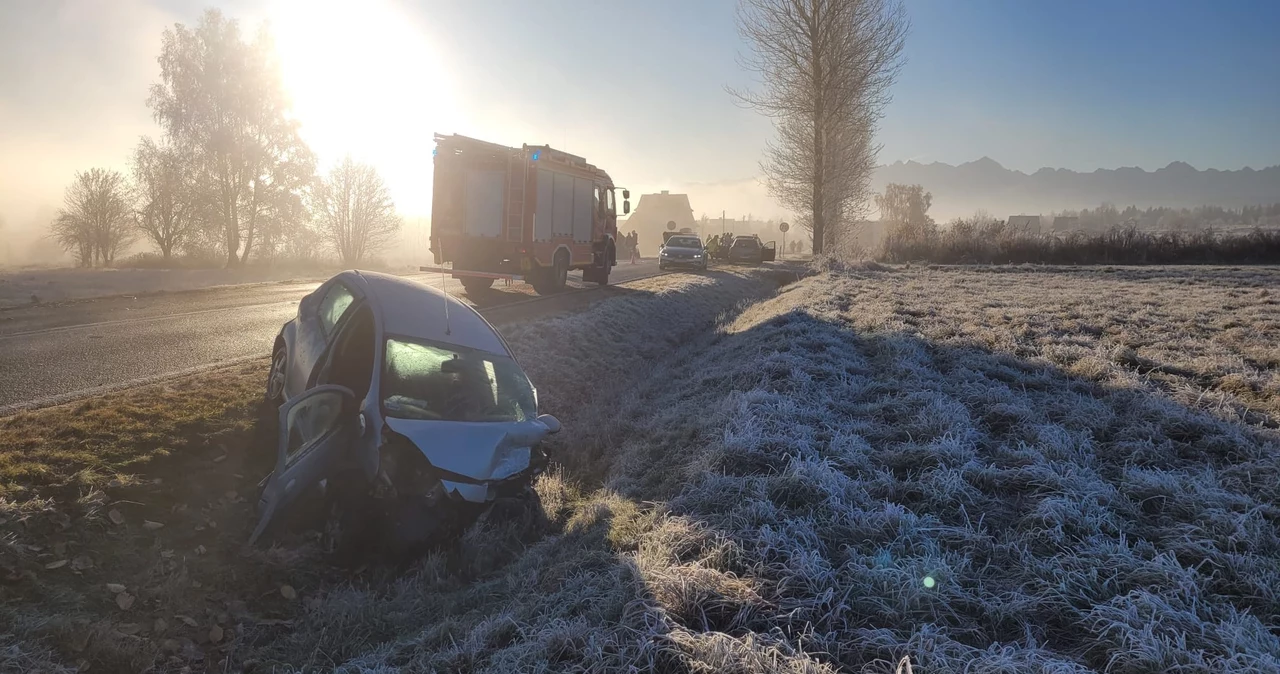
[317,283,355,338]
[283,388,346,464]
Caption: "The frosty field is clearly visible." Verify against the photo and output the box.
[600,264,1280,672]
[4,263,1280,673]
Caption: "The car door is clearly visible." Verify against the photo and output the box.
[249,384,356,544]
[288,280,360,400]
[761,241,777,262]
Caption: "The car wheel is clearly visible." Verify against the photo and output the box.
[266,344,287,405]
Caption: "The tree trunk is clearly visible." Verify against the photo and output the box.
[809,4,825,256]
[240,186,261,266]
[224,208,240,268]
[240,213,256,265]
[225,227,240,268]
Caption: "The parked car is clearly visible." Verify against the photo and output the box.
[254,271,561,558]
[658,235,708,271]
[727,235,777,264]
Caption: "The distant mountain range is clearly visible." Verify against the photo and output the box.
[871,158,1280,218]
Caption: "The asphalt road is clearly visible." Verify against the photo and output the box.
[0,261,663,413]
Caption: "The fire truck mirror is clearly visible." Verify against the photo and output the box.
[623,200,631,215]
[622,189,630,199]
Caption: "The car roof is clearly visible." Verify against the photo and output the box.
[344,271,512,357]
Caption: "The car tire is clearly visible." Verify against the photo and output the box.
[266,344,287,406]
[256,344,288,445]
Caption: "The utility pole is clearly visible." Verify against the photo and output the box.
[721,210,725,235]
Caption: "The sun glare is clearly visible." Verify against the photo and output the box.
[268,0,458,215]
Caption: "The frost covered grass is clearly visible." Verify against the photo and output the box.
[599,265,1280,672]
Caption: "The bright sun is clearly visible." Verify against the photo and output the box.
[267,0,459,215]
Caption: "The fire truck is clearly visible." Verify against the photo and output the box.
[425,134,629,295]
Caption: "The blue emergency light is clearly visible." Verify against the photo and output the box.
[531,150,540,161]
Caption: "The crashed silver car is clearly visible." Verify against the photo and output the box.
[251,271,560,556]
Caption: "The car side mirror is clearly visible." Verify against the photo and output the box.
[623,200,630,215]
[537,414,562,434]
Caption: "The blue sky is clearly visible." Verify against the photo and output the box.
[883,0,1280,172]
[1,0,1277,229]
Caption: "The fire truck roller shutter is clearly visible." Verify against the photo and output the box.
[552,172,574,238]
[535,169,554,242]
[572,177,593,243]
[464,168,504,238]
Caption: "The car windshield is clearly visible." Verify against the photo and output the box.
[733,238,758,248]
[666,237,701,248]
[381,338,536,423]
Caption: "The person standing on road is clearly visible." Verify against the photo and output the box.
[630,230,639,264]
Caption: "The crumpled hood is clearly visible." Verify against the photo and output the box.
[383,417,552,483]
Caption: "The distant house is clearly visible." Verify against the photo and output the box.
[623,191,697,253]
[1053,216,1080,232]
[1006,215,1041,233]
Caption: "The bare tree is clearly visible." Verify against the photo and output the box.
[148,9,315,268]
[316,157,402,265]
[876,183,933,232]
[132,137,198,261]
[50,169,135,267]
[731,0,907,256]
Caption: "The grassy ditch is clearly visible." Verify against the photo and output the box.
[0,269,784,673]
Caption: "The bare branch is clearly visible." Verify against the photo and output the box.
[50,168,135,267]
[316,157,402,265]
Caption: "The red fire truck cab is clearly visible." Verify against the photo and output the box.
[427,133,629,295]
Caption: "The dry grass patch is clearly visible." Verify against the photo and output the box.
[0,362,265,497]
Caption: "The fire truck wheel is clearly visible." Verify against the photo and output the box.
[551,252,569,291]
[461,277,494,293]
[529,267,552,295]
